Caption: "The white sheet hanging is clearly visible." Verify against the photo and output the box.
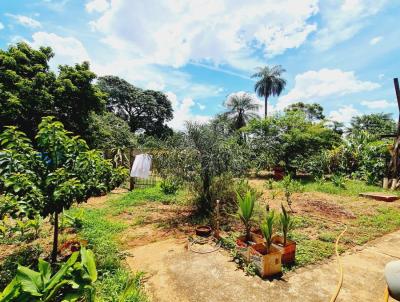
[130,154,152,179]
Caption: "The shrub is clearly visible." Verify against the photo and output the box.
[160,178,179,195]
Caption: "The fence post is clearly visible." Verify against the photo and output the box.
[129,148,135,191]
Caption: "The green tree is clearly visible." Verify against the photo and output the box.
[0,42,105,140]
[224,92,260,129]
[54,62,106,137]
[244,111,340,172]
[86,112,136,149]
[285,102,325,121]
[252,65,286,118]
[349,113,396,136]
[97,75,173,137]
[0,117,126,262]
[0,42,56,139]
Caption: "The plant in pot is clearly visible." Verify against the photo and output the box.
[235,190,260,261]
[249,211,282,277]
[272,204,296,265]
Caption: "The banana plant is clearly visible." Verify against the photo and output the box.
[280,204,293,246]
[237,190,256,242]
[0,247,97,302]
[260,210,275,254]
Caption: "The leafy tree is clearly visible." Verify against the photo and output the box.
[54,62,106,137]
[349,113,396,136]
[86,112,137,150]
[0,42,105,140]
[285,102,325,121]
[97,75,173,137]
[0,117,126,262]
[0,42,56,139]
[252,65,286,118]
[244,111,340,172]
[224,92,260,129]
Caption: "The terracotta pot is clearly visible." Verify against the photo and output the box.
[273,166,285,180]
[251,230,265,244]
[249,243,282,277]
[236,236,250,262]
[196,225,212,237]
[272,235,296,265]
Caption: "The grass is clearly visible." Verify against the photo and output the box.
[300,179,396,196]
[67,207,147,302]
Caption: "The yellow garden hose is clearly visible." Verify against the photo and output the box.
[329,225,348,302]
[384,286,389,302]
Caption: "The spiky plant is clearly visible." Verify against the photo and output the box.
[280,204,293,246]
[237,190,256,242]
[260,210,275,253]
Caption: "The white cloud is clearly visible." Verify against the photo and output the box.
[361,99,394,109]
[86,0,110,13]
[0,22,4,30]
[328,105,360,124]
[166,92,210,130]
[370,36,383,45]
[30,32,90,68]
[314,0,388,50]
[198,103,206,111]
[89,0,318,69]
[277,68,380,110]
[7,14,42,29]
[379,73,385,79]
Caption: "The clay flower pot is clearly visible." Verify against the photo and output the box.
[249,243,282,277]
[273,166,285,180]
[272,235,296,265]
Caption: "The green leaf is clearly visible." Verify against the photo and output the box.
[16,265,43,296]
[0,278,21,301]
[80,247,97,282]
[44,251,78,292]
[38,259,52,285]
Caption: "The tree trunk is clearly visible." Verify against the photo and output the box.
[265,95,268,118]
[51,212,59,263]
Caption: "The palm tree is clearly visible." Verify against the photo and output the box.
[252,65,287,118]
[224,92,260,129]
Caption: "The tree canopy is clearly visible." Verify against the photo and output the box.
[0,42,105,140]
[285,102,325,121]
[349,113,396,136]
[97,75,173,137]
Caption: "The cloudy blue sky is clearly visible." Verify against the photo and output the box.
[1,0,400,129]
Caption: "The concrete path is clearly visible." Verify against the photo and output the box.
[126,231,400,302]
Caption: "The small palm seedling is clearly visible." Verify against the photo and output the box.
[280,204,294,246]
[260,210,275,253]
[237,190,256,242]
[281,175,302,212]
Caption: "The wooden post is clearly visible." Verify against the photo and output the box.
[394,78,400,136]
[129,148,135,191]
[215,200,220,239]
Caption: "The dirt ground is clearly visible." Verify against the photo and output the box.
[125,231,400,302]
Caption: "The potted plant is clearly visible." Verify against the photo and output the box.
[249,211,282,277]
[235,190,261,261]
[273,161,286,180]
[272,204,296,265]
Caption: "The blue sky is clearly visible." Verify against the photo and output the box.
[1,0,400,129]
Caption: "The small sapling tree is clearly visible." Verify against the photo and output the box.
[0,117,127,262]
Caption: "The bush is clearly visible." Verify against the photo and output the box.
[160,178,179,195]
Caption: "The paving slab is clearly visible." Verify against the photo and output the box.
[126,231,400,302]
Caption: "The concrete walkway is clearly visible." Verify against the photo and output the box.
[126,231,400,302]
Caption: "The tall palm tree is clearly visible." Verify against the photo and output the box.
[252,65,287,118]
[224,92,260,129]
